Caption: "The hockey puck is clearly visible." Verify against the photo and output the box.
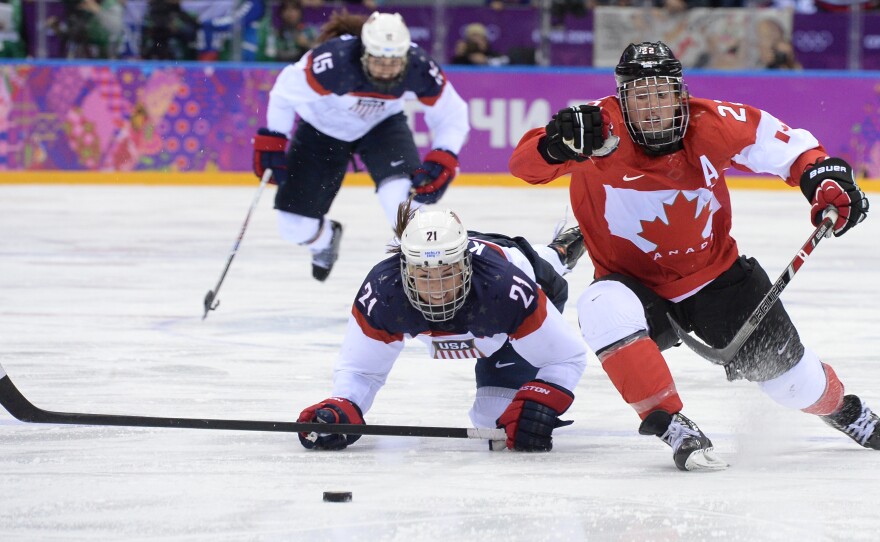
[323,491,352,503]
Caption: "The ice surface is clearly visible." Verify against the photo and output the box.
[1,184,878,541]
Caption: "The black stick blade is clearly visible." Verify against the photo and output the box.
[667,315,735,365]
[0,368,44,423]
[202,290,218,319]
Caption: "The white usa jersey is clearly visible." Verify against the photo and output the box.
[329,238,587,414]
[265,36,469,153]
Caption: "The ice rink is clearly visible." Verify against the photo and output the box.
[1,183,878,541]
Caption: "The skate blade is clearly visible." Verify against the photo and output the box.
[684,447,729,471]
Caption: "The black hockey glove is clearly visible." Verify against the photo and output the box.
[252,128,288,185]
[539,105,614,164]
[297,397,364,450]
[496,380,574,452]
[799,157,869,237]
[412,149,459,204]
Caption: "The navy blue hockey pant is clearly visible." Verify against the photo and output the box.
[598,255,804,382]
[275,113,421,217]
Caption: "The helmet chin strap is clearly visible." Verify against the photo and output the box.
[626,124,682,155]
[640,138,683,156]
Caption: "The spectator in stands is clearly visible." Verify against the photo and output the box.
[758,17,802,70]
[140,0,199,60]
[653,0,744,10]
[301,0,380,8]
[765,0,817,14]
[0,0,25,58]
[352,0,380,8]
[552,0,587,18]
[257,0,317,63]
[488,0,534,9]
[49,0,124,59]
[200,0,266,61]
[814,0,879,10]
[452,23,508,66]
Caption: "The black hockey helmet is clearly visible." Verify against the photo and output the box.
[614,41,689,155]
[614,42,683,86]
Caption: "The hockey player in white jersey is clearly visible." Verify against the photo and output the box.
[252,11,469,281]
[296,200,590,452]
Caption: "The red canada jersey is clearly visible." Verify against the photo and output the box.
[510,96,825,300]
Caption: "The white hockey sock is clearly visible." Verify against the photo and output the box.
[277,211,322,245]
[276,211,336,252]
[469,386,517,428]
[758,348,828,410]
[533,244,568,276]
[305,220,334,253]
[377,176,418,225]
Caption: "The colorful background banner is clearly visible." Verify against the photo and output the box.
[1,62,878,179]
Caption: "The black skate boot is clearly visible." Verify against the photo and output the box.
[311,220,343,282]
[821,394,880,450]
[548,226,586,271]
[639,410,728,471]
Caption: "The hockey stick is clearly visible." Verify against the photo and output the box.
[202,168,274,320]
[0,363,505,441]
[668,208,838,366]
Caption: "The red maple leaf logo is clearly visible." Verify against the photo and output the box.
[639,192,712,258]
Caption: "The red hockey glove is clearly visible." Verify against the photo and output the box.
[297,397,365,450]
[539,105,617,164]
[800,157,869,237]
[252,128,288,184]
[496,380,574,452]
[411,149,458,204]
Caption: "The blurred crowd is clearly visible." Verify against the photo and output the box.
[2,0,877,67]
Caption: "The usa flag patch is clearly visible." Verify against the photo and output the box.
[432,339,485,359]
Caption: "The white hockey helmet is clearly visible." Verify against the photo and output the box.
[361,12,411,58]
[400,208,472,322]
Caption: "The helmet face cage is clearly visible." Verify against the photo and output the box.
[617,76,689,153]
[615,42,689,154]
[399,209,473,322]
[360,12,411,91]
[401,254,472,322]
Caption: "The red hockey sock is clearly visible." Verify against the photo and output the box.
[802,362,845,416]
[600,337,683,420]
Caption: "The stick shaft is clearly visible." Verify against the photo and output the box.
[670,211,836,365]
[0,368,504,440]
[203,168,273,318]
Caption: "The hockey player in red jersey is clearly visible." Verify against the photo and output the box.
[509,41,874,470]
[252,12,469,282]
[296,200,589,452]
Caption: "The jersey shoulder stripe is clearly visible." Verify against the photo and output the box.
[509,288,549,340]
[307,37,368,95]
[354,255,429,337]
[404,46,446,101]
[304,52,332,96]
[352,305,403,344]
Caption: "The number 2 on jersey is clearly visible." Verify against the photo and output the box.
[358,282,377,316]
[509,276,535,308]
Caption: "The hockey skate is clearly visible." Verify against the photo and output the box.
[548,225,586,271]
[639,410,728,471]
[311,220,343,282]
[822,394,880,450]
